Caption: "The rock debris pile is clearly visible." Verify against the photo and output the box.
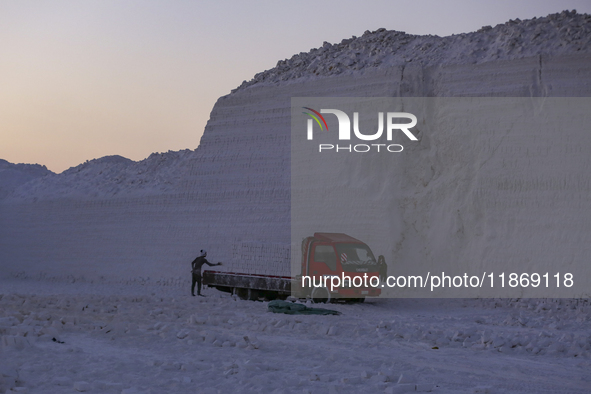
[7,150,195,200]
[236,10,591,91]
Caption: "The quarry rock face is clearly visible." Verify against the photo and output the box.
[1,12,591,284]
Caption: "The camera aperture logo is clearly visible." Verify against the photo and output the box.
[303,107,417,153]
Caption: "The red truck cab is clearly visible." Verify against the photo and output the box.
[299,233,383,302]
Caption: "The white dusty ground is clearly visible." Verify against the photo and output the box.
[1,279,590,393]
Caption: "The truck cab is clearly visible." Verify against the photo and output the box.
[297,233,383,302]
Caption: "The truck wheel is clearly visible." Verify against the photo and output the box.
[234,288,261,301]
[346,297,365,304]
[247,289,260,301]
[234,288,248,300]
[311,287,331,304]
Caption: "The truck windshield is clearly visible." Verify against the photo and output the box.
[335,243,375,263]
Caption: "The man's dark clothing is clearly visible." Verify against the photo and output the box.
[191,256,216,296]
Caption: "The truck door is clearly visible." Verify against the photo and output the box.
[309,243,338,278]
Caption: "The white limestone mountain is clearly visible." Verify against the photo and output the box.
[1,11,590,285]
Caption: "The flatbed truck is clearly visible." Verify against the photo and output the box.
[203,233,385,302]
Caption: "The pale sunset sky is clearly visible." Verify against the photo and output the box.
[1,0,589,173]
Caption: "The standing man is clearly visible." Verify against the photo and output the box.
[191,250,222,296]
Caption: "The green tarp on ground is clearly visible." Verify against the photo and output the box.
[267,300,341,315]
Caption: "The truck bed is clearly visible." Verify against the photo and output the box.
[203,270,292,294]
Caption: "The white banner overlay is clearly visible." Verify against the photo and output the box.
[291,98,591,298]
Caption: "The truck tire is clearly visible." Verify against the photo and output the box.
[234,288,261,301]
[215,286,232,294]
[247,289,261,301]
[311,287,331,304]
[234,288,247,300]
[346,297,365,303]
